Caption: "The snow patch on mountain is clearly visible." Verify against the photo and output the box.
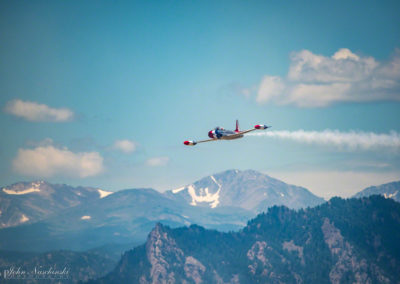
[97,189,113,198]
[2,181,42,195]
[172,186,185,194]
[20,214,29,223]
[384,191,398,199]
[187,176,222,208]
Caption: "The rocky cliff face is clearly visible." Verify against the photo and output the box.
[146,224,184,283]
[97,223,210,284]
[322,218,370,283]
[93,196,400,284]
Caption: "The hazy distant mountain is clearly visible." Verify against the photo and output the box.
[0,170,324,252]
[354,180,400,202]
[0,181,112,228]
[166,169,325,212]
[93,196,400,284]
[0,188,252,252]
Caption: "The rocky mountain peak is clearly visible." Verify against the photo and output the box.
[167,169,324,212]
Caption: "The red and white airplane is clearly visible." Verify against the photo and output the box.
[183,120,270,146]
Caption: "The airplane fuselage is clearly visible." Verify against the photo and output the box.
[208,128,243,140]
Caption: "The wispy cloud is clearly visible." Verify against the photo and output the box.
[13,140,104,178]
[256,48,400,107]
[146,156,170,167]
[113,139,137,153]
[5,99,74,122]
[250,130,400,151]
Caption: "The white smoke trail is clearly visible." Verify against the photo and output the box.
[249,129,400,151]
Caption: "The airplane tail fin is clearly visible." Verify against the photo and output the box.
[235,119,239,132]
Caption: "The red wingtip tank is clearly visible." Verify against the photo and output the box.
[183,140,197,146]
[255,124,269,130]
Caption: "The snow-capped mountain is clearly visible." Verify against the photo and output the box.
[353,180,400,202]
[165,169,325,212]
[0,170,324,252]
[0,181,113,228]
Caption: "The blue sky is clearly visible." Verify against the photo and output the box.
[1,0,399,198]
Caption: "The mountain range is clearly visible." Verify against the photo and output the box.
[0,170,325,252]
[92,195,400,284]
[0,170,399,283]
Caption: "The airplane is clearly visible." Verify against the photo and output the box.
[183,120,270,146]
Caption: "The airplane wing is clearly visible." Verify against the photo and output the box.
[183,138,217,146]
[197,138,218,144]
[238,124,270,135]
[237,128,258,135]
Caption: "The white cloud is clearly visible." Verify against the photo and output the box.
[256,48,400,107]
[287,48,377,83]
[250,129,400,151]
[5,99,74,122]
[287,83,351,107]
[332,48,360,61]
[12,142,104,178]
[146,156,169,167]
[269,170,400,199]
[113,139,136,153]
[256,76,285,103]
